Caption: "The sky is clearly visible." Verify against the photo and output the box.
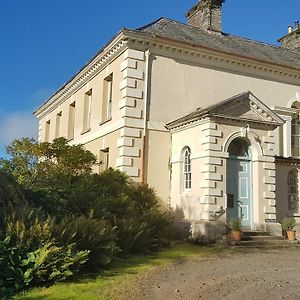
[0,0,300,158]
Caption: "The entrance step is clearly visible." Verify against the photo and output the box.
[220,230,300,248]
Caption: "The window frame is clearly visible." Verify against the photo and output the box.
[182,147,192,191]
[288,169,299,213]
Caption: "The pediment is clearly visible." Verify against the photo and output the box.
[206,91,284,125]
[167,91,284,130]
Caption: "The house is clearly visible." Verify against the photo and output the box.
[34,0,300,239]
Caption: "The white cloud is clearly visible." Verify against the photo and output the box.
[0,111,38,147]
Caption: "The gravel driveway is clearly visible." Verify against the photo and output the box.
[130,248,300,300]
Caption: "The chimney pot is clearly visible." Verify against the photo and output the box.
[295,20,300,30]
[288,25,293,33]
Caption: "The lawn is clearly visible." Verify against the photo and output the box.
[16,243,226,300]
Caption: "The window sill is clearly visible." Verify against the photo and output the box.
[99,117,112,126]
[182,189,192,194]
[81,128,91,135]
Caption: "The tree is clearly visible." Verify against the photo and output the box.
[0,137,97,190]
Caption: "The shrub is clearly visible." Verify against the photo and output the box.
[0,171,27,209]
[281,217,296,231]
[0,236,89,298]
[54,213,119,269]
[229,218,241,231]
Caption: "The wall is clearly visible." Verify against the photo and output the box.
[170,118,277,229]
[145,130,171,205]
[276,162,300,222]
[149,55,300,125]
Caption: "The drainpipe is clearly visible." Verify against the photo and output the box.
[141,49,150,184]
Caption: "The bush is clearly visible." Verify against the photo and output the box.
[54,213,119,269]
[0,208,91,298]
[0,236,89,299]
[281,217,296,231]
[0,171,27,209]
[229,218,241,231]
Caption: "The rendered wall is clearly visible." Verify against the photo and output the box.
[170,118,277,229]
[276,162,300,222]
[149,55,300,125]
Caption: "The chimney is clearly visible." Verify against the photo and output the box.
[186,0,225,32]
[278,20,300,50]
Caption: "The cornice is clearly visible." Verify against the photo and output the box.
[123,30,300,84]
[35,29,300,120]
[34,32,128,119]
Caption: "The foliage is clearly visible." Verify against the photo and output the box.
[229,218,241,231]
[0,171,27,209]
[0,236,27,299]
[281,217,296,231]
[16,244,227,300]
[199,0,225,10]
[0,138,174,296]
[0,208,90,298]
[0,235,89,299]
[0,137,97,190]
[54,213,119,269]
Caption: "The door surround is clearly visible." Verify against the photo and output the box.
[226,137,253,228]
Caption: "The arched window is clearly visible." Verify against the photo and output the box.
[291,104,300,158]
[183,147,191,190]
[288,170,299,212]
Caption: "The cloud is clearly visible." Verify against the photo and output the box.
[0,111,38,147]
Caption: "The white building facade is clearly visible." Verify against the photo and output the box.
[34,0,300,238]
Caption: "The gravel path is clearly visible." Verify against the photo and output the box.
[130,248,300,300]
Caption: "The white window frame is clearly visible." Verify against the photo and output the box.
[291,112,300,158]
[183,147,192,191]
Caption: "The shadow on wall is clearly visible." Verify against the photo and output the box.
[169,206,191,240]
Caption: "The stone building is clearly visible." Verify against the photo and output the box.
[34,0,300,238]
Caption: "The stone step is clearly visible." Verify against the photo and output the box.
[242,231,271,237]
[241,235,284,241]
[232,239,300,247]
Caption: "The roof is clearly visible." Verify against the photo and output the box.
[35,16,300,116]
[166,91,285,130]
[136,17,300,70]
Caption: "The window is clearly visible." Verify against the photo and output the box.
[55,112,62,138]
[288,170,299,212]
[99,148,109,173]
[83,89,92,132]
[291,107,300,157]
[45,120,50,142]
[228,137,250,157]
[183,147,191,190]
[102,74,113,122]
[68,102,76,140]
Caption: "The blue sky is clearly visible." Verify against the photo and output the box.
[1,0,299,158]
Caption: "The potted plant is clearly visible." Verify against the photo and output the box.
[281,217,296,241]
[229,218,242,242]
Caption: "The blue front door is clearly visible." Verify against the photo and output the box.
[227,158,252,228]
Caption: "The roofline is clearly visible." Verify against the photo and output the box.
[35,20,300,118]
[125,28,300,73]
[34,29,126,117]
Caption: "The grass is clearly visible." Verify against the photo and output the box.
[16,243,226,300]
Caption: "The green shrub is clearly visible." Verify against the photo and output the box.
[281,217,296,231]
[0,171,27,209]
[229,218,241,231]
[0,236,89,298]
[1,207,54,253]
[117,211,172,255]
[54,213,119,269]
